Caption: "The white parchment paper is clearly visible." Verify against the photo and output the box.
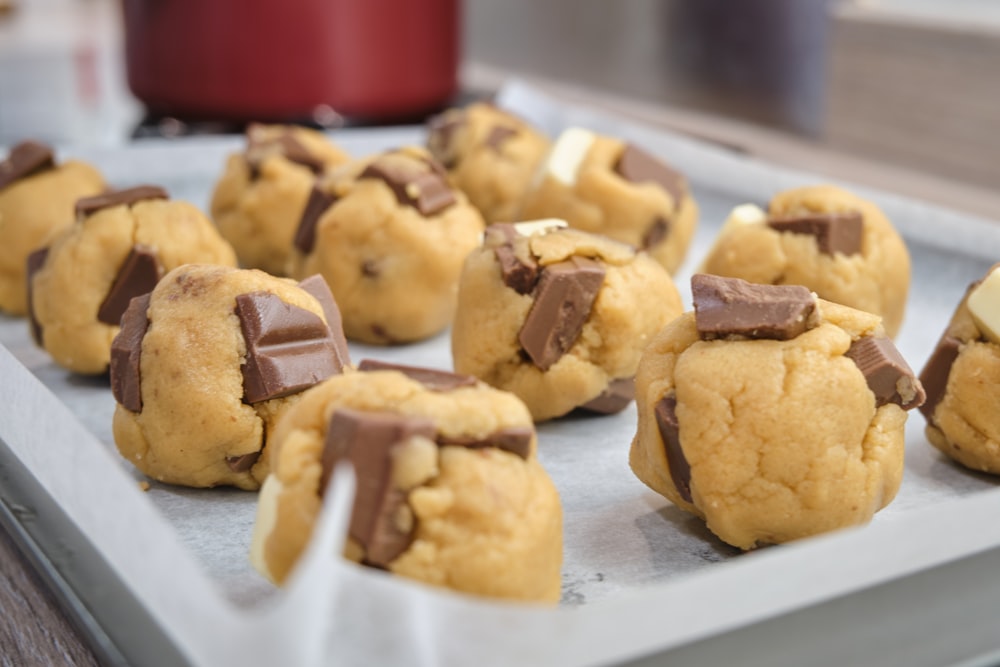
[2,81,1000,666]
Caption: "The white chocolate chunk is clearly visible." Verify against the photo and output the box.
[513,218,568,237]
[726,203,767,230]
[968,267,1000,344]
[249,474,284,580]
[545,127,597,185]
[391,435,439,490]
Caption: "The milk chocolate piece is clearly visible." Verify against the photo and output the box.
[692,274,816,341]
[293,185,338,254]
[226,452,261,473]
[0,141,55,191]
[437,426,534,460]
[296,275,351,370]
[235,291,343,403]
[846,335,925,410]
[426,111,466,168]
[767,211,863,256]
[918,335,961,422]
[654,394,691,503]
[580,377,635,414]
[615,144,686,210]
[245,126,325,177]
[97,245,163,326]
[321,408,436,567]
[357,359,477,391]
[109,293,152,412]
[25,247,50,345]
[75,185,169,218]
[484,125,518,152]
[360,155,456,216]
[519,257,606,371]
[641,217,669,250]
[486,223,540,294]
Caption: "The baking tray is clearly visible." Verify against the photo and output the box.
[3,81,1000,666]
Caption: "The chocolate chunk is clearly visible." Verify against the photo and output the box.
[75,185,169,218]
[615,144,686,210]
[767,211,864,256]
[580,377,635,414]
[437,426,534,460]
[845,335,925,410]
[641,217,669,250]
[426,111,466,168]
[225,451,261,473]
[25,247,50,345]
[109,293,152,412]
[485,223,540,294]
[296,275,351,370]
[235,291,344,403]
[357,359,477,391]
[359,155,456,217]
[484,125,518,152]
[0,141,55,191]
[97,245,163,326]
[692,274,816,341]
[321,408,436,567]
[246,126,325,177]
[293,185,338,254]
[519,257,606,371]
[918,335,961,422]
[654,394,692,503]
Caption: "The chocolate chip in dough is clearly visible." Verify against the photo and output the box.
[0,141,55,191]
[109,293,152,412]
[767,211,863,256]
[845,335,925,410]
[75,185,169,218]
[97,245,164,326]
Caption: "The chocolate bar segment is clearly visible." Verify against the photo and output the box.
[519,256,606,371]
[692,274,816,341]
[641,217,669,250]
[918,335,961,422]
[437,426,534,460]
[654,393,692,503]
[426,111,466,168]
[235,291,343,403]
[293,185,338,254]
[357,359,477,391]
[767,211,863,256]
[245,125,325,177]
[321,408,436,567]
[75,185,169,218]
[580,377,635,414]
[615,144,686,210]
[110,293,152,412]
[296,275,350,370]
[845,335,925,410]
[485,223,540,295]
[0,141,55,191]
[97,245,164,326]
[360,155,456,217]
[225,451,261,473]
[25,247,50,345]
[484,125,518,152]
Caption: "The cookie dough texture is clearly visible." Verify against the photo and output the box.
[0,156,104,315]
[112,264,347,489]
[427,102,551,224]
[630,300,907,550]
[250,370,563,602]
[701,185,911,338]
[286,146,485,344]
[210,124,350,275]
[452,225,683,421]
[519,129,698,274]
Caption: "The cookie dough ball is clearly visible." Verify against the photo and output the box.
[249,364,563,602]
[0,140,104,315]
[286,146,485,344]
[518,127,698,274]
[210,123,351,275]
[452,220,683,422]
[426,102,550,223]
[920,264,1000,474]
[28,186,238,374]
[111,264,351,489]
[700,185,911,338]
[630,275,925,549]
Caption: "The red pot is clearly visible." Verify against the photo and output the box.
[122,0,460,122]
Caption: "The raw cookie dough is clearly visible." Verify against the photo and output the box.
[28,186,238,374]
[111,264,351,489]
[518,127,698,274]
[426,102,550,223]
[249,365,562,603]
[210,123,351,275]
[920,264,1000,473]
[452,220,683,421]
[0,140,104,315]
[286,146,485,344]
[700,184,911,338]
[630,274,924,550]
